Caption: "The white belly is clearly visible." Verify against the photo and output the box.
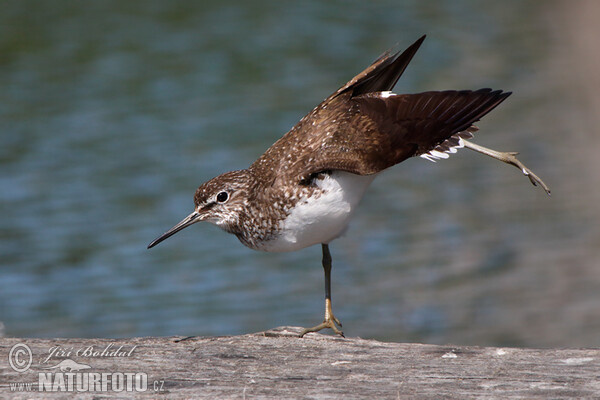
[262,171,375,252]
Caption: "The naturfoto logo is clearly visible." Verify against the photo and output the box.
[7,343,162,393]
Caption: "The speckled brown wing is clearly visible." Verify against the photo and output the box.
[249,37,510,187]
[249,36,427,185]
[258,89,510,184]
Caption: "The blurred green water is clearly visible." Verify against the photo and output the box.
[1,0,599,347]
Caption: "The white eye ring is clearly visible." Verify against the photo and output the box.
[216,191,229,203]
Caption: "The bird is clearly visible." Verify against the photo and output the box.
[148,35,549,337]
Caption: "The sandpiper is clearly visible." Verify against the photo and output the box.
[148,35,549,337]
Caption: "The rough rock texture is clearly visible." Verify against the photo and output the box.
[1,327,599,399]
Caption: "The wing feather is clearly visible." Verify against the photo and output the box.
[249,37,510,189]
[269,89,511,180]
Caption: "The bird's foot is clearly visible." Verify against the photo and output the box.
[462,140,551,195]
[299,298,344,337]
[299,315,344,338]
[496,150,551,195]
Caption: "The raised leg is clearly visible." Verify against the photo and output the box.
[462,140,551,195]
[299,244,344,338]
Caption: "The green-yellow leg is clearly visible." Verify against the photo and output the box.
[299,244,344,338]
[462,139,551,195]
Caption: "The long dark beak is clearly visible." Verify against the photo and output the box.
[147,211,201,249]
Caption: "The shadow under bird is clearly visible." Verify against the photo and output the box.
[148,35,549,337]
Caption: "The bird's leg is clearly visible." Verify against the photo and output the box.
[462,140,551,195]
[299,244,344,338]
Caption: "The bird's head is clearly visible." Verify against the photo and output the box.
[148,170,255,249]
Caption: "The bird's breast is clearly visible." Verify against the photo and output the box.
[260,171,375,252]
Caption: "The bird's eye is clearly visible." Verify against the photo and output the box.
[216,191,229,203]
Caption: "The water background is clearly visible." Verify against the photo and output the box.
[1,0,599,347]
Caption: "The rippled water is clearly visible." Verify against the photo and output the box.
[1,1,599,347]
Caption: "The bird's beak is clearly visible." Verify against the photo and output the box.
[147,211,201,249]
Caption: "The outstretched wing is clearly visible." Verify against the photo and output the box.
[291,89,511,179]
[250,36,426,183]
[249,36,510,187]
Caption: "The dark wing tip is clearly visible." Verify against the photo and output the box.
[414,34,427,47]
[371,35,426,65]
[334,35,427,99]
[354,88,514,160]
